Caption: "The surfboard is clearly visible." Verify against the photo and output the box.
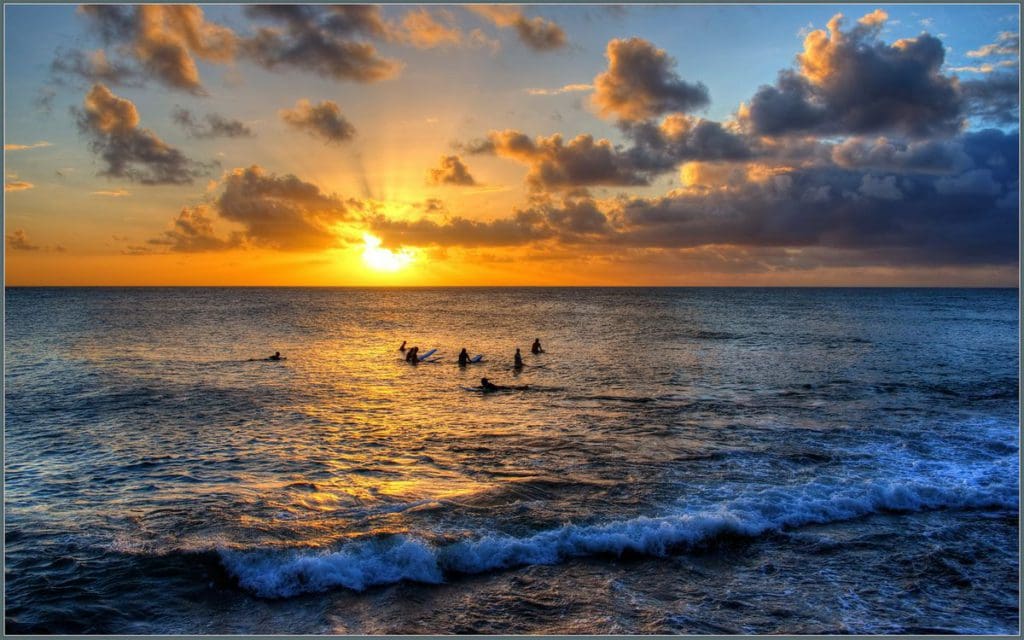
[471,354,484,363]
[416,348,437,362]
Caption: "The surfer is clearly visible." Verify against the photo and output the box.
[480,377,504,391]
[405,346,419,363]
[268,351,282,361]
[514,348,524,369]
[458,348,471,366]
[531,338,544,354]
[399,340,407,352]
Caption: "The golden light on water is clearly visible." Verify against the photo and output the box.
[362,234,414,273]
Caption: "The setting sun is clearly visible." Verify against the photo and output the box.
[361,234,414,272]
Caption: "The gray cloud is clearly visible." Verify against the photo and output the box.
[172,107,254,139]
[592,38,709,121]
[73,84,214,185]
[428,155,477,186]
[51,48,145,88]
[79,5,237,95]
[148,206,242,252]
[469,129,650,190]
[215,165,353,250]
[468,6,566,51]
[279,99,356,144]
[243,5,400,83]
[743,12,964,137]
[378,129,1019,269]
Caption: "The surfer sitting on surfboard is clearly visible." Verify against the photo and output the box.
[514,348,524,369]
[405,346,419,363]
[458,348,471,366]
[531,339,544,354]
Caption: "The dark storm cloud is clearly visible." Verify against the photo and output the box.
[468,129,650,190]
[592,38,710,122]
[243,5,400,83]
[172,107,254,139]
[428,155,477,186]
[279,99,356,144]
[74,84,213,185]
[830,137,972,173]
[742,12,965,137]
[960,72,1021,126]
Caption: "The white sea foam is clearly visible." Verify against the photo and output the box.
[220,475,1017,598]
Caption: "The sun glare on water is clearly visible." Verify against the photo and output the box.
[362,234,414,272]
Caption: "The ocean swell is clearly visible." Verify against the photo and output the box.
[220,476,1017,598]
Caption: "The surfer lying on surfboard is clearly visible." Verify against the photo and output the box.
[479,377,529,391]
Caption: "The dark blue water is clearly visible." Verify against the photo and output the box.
[4,287,1019,634]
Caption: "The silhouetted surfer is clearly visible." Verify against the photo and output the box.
[399,340,407,352]
[514,348,524,369]
[531,338,544,354]
[268,351,282,361]
[458,348,471,366]
[406,346,419,364]
[481,377,503,391]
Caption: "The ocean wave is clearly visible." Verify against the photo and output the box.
[220,476,1017,598]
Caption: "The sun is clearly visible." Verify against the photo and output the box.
[361,234,414,272]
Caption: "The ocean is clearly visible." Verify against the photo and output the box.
[4,287,1019,634]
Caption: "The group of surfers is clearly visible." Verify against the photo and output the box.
[399,338,545,390]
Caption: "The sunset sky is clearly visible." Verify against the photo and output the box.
[4,3,1020,286]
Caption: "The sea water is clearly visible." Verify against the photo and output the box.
[4,287,1019,633]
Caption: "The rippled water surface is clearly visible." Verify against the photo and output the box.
[4,287,1019,634]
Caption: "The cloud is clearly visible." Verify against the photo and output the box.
[148,205,242,252]
[398,8,461,49]
[172,107,254,139]
[831,136,972,173]
[279,99,356,144]
[5,181,35,192]
[370,210,554,247]
[526,83,592,96]
[468,6,566,51]
[592,38,710,122]
[858,174,903,200]
[79,5,237,94]
[959,72,1020,125]
[92,189,130,197]
[51,48,145,88]
[428,155,477,186]
[469,129,650,190]
[619,114,753,171]
[966,31,1019,58]
[243,5,401,82]
[215,165,353,250]
[73,84,213,185]
[374,128,1019,270]
[4,141,52,151]
[742,11,965,137]
[6,230,40,250]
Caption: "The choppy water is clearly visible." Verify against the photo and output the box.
[4,287,1019,634]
